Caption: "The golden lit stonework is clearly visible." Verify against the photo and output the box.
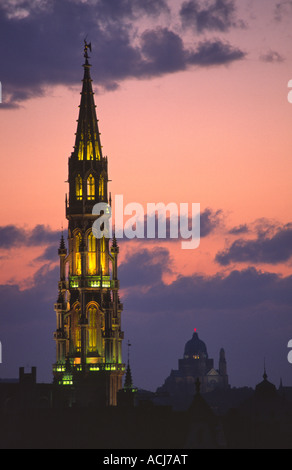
[53,42,124,406]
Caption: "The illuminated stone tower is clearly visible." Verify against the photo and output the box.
[53,42,125,406]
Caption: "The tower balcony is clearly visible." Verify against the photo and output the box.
[69,275,114,289]
[66,198,108,218]
[52,362,125,375]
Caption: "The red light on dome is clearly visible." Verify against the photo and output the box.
[194,328,197,332]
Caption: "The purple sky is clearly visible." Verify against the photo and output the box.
[0,0,292,392]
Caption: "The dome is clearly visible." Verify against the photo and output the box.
[184,332,208,359]
[255,370,278,400]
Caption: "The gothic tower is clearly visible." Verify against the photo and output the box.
[53,42,125,406]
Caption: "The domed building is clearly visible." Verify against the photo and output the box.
[157,330,229,409]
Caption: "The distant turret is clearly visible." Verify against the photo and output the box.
[219,348,227,376]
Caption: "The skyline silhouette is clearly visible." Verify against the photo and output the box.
[0,0,291,396]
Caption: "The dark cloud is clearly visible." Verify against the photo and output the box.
[27,225,62,246]
[216,223,292,266]
[200,208,222,237]
[260,49,285,63]
[0,225,61,249]
[0,0,169,22]
[88,0,170,19]
[119,247,292,389]
[134,0,170,16]
[187,39,245,66]
[228,224,249,235]
[140,28,187,74]
[115,207,221,243]
[180,0,244,33]
[0,86,46,110]
[274,1,292,21]
[1,243,292,390]
[0,0,245,108]
[0,206,220,257]
[122,254,292,313]
[0,225,24,248]
[0,264,58,382]
[119,247,171,288]
[139,29,245,75]
[35,244,59,262]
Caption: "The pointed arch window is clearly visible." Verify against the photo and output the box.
[88,305,97,352]
[74,304,81,353]
[99,175,104,199]
[100,236,106,275]
[87,140,94,161]
[88,232,96,275]
[76,175,82,200]
[95,141,100,160]
[78,141,84,161]
[87,174,95,200]
[75,232,82,276]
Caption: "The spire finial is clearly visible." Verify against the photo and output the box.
[124,340,133,389]
[112,231,117,247]
[263,357,267,380]
[84,39,91,62]
[127,340,131,365]
[59,229,66,251]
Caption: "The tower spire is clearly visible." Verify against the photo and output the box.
[124,340,133,390]
[263,357,267,381]
[74,40,103,163]
[53,41,124,407]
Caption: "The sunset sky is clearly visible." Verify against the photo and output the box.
[0,0,292,392]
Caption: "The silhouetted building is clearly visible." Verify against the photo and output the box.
[224,369,292,449]
[0,367,52,412]
[157,330,229,409]
[184,378,226,449]
[117,341,138,407]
